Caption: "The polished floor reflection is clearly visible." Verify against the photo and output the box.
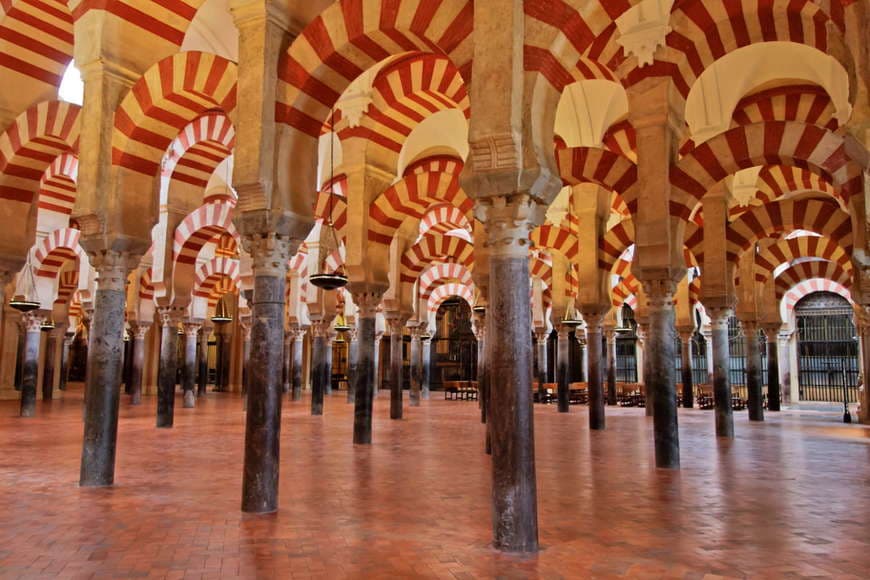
[0,386,868,578]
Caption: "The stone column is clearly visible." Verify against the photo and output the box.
[351,290,383,444]
[479,195,538,552]
[80,250,138,486]
[156,308,181,428]
[605,328,617,405]
[409,326,423,407]
[19,312,44,417]
[197,326,210,397]
[762,324,781,411]
[240,319,252,396]
[374,331,384,395]
[182,322,201,408]
[637,323,653,416]
[474,314,487,424]
[14,319,25,391]
[635,325,646,386]
[325,328,336,395]
[421,333,432,399]
[582,310,607,430]
[387,316,407,419]
[702,326,714,385]
[282,329,291,394]
[678,330,694,408]
[42,326,61,401]
[534,329,548,401]
[346,326,359,403]
[579,333,589,383]
[60,332,74,391]
[310,320,329,415]
[556,326,571,413]
[709,307,734,438]
[219,332,232,392]
[129,324,149,405]
[240,232,292,514]
[742,320,764,421]
[290,326,305,401]
[640,281,680,469]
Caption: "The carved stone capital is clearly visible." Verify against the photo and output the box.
[707,307,733,329]
[183,322,202,339]
[386,316,407,336]
[760,323,782,341]
[310,319,330,338]
[243,233,293,278]
[132,324,151,340]
[640,279,677,309]
[88,250,141,292]
[351,288,384,318]
[21,311,45,333]
[534,329,549,345]
[580,307,609,330]
[158,306,185,328]
[478,195,542,259]
[740,319,759,336]
[678,329,694,343]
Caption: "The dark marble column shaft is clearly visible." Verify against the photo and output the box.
[291,328,304,401]
[605,329,617,405]
[80,251,136,486]
[324,330,335,395]
[129,325,148,405]
[485,215,538,553]
[388,318,406,419]
[14,322,25,391]
[475,322,487,424]
[219,333,231,392]
[241,322,252,396]
[409,328,422,407]
[642,281,680,469]
[535,330,548,401]
[241,234,291,514]
[156,310,180,428]
[763,325,781,411]
[421,336,431,399]
[310,322,329,415]
[679,331,694,408]
[583,312,606,430]
[556,327,570,413]
[374,334,383,394]
[42,330,59,401]
[197,328,209,397]
[182,323,200,408]
[282,331,291,394]
[743,320,764,421]
[347,327,359,403]
[60,333,74,391]
[19,313,44,417]
[710,308,734,438]
[352,291,382,444]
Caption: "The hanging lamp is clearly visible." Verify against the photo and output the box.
[333,313,351,333]
[40,317,55,331]
[10,254,41,312]
[561,298,583,327]
[471,289,485,314]
[310,107,348,291]
[211,294,232,324]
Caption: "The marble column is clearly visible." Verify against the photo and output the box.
[219,333,232,392]
[310,320,329,415]
[762,324,781,412]
[240,232,292,514]
[858,315,870,424]
[374,331,384,395]
[709,307,734,438]
[580,333,589,383]
[583,310,607,430]
[605,328,617,405]
[182,322,201,408]
[59,332,74,391]
[42,326,61,401]
[387,316,407,419]
[282,329,291,394]
[156,308,181,428]
[742,320,764,421]
[556,326,570,413]
[80,250,138,487]
[421,334,431,400]
[324,328,335,395]
[197,327,210,397]
[14,320,25,391]
[19,312,44,417]
[640,281,680,469]
[240,320,252,396]
[409,326,422,407]
[678,330,694,408]
[637,324,653,416]
[129,324,149,405]
[351,290,383,444]
[480,195,538,552]
[702,327,714,385]
[347,326,359,404]
[474,315,487,424]
[290,326,305,401]
[534,329,548,402]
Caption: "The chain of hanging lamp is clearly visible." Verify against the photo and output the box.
[10,252,41,313]
[561,190,582,327]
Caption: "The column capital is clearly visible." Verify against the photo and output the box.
[707,306,733,329]
[346,326,359,342]
[349,286,385,318]
[242,232,293,278]
[760,323,782,339]
[740,319,759,334]
[579,307,608,329]
[132,323,151,340]
[183,322,202,338]
[87,249,141,292]
[310,319,330,338]
[385,315,408,336]
[677,329,695,342]
[639,279,677,308]
[534,328,549,344]
[158,306,185,328]
[477,195,544,259]
[409,325,425,341]
[21,311,45,333]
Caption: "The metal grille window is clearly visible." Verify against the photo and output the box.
[795,292,859,402]
[615,305,638,383]
[673,332,710,386]
[726,316,767,398]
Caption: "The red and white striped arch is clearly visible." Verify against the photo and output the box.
[0,0,73,88]
[754,234,851,283]
[167,112,235,189]
[419,203,472,237]
[731,85,840,131]
[403,155,463,177]
[775,259,851,303]
[725,197,853,263]
[338,53,470,155]
[71,0,203,48]
[173,202,238,265]
[626,0,837,97]
[611,273,641,309]
[0,100,80,205]
[193,256,240,299]
[671,122,864,219]
[427,282,474,314]
[275,0,473,138]
[138,268,154,302]
[56,268,78,304]
[781,278,852,314]
[113,52,237,177]
[530,251,553,289]
[531,224,578,262]
[756,164,838,205]
[419,262,473,301]
[369,161,471,245]
[314,175,348,236]
[38,152,78,215]
[33,227,83,277]
[556,147,638,212]
[400,232,473,284]
[602,120,637,162]
[213,232,238,258]
[599,218,634,273]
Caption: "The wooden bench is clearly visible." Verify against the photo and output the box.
[444,380,478,401]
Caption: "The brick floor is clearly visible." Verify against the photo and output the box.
[0,385,868,579]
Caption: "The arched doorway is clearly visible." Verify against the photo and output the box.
[431,298,476,390]
[795,292,859,402]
